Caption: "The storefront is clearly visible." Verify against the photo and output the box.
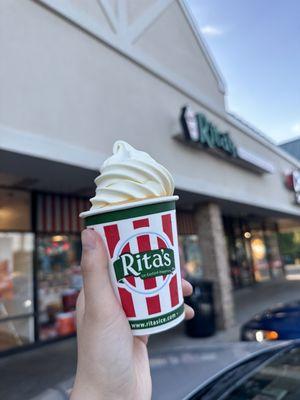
[0,188,89,352]
[2,0,300,352]
[0,189,199,352]
[177,210,284,290]
[223,216,284,288]
[0,185,289,353]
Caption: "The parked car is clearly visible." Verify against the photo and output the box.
[184,341,300,399]
[151,342,264,399]
[241,300,300,341]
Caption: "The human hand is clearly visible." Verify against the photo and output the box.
[71,229,194,400]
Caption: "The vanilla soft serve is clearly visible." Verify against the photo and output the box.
[90,141,174,210]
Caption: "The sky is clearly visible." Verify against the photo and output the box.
[186,0,300,144]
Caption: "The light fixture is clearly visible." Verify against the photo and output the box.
[52,235,65,242]
[244,231,251,239]
[23,299,32,308]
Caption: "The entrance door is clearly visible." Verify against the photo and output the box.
[223,216,254,288]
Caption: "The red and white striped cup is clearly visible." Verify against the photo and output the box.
[80,196,184,335]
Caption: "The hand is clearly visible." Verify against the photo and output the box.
[71,229,194,400]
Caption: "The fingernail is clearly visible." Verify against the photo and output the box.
[81,229,97,250]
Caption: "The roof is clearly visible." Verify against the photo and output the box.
[228,112,300,168]
[280,136,300,146]
[179,0,226,94]
[279,137,300,161]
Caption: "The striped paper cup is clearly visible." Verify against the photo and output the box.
[80,195,184,336]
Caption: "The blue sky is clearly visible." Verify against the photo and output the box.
[186,0,300,144]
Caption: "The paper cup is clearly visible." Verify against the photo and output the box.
[80,196,184,336]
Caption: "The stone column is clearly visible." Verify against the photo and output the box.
[195,203,235,330]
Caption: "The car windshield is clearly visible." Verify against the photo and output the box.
[191,345,300,400]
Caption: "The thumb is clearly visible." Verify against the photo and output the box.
[80,229,120,320]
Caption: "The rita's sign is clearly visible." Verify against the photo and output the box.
[285,170,300,204]
[180,106,238,157]
[175,105,275,175]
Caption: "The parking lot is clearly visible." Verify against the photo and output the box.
[1,278,300,400]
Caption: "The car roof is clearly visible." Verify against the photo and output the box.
[150,342,276,400]
[182,341,295,400]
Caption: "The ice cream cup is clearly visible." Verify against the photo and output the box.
[80,195,184,336]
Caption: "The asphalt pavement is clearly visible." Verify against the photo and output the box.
[1,278,300,399]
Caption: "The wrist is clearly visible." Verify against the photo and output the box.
[71,378,132,400]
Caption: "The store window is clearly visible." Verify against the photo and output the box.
[264,228,283,278]
[223,217,254,289]
[37,234,82,340]
[249,230,271,282]
[278,224,300,280]
[179,235,202,280]
[0,232,34,351]
[0,188,31,231]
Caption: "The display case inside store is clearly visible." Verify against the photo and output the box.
[37,234,82,340]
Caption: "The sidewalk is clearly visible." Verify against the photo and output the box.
[0,338,77,400]
[150,278,300,351]
[1,278,300,399]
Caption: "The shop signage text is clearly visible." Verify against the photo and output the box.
[285,170,300,204]
[176,105,274,174]
[180,106,238,157]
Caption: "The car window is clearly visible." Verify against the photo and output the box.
[190,345,300,400]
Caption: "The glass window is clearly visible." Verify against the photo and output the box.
[250,231,271,282]
[223,217,254,288]
[217,346,300,399]
[0,189,31,231]
[264,229,284,278]
[278,225,300,280]
[179,235,202,279]
[0,232,34,351]
[37,234,82,340]
[0,233,34,318]
[0,317,34,351]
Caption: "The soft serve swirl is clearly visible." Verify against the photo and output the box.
[90,141,174,210]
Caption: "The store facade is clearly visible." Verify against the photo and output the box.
[1,0,300,353]
[0,187,204,352]
[0,188,89,352]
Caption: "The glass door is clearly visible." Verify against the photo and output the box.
[179,235,203,280]
[223,216,254,288]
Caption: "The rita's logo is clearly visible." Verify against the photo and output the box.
[113,232,175,295]
[180,105,238,157]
